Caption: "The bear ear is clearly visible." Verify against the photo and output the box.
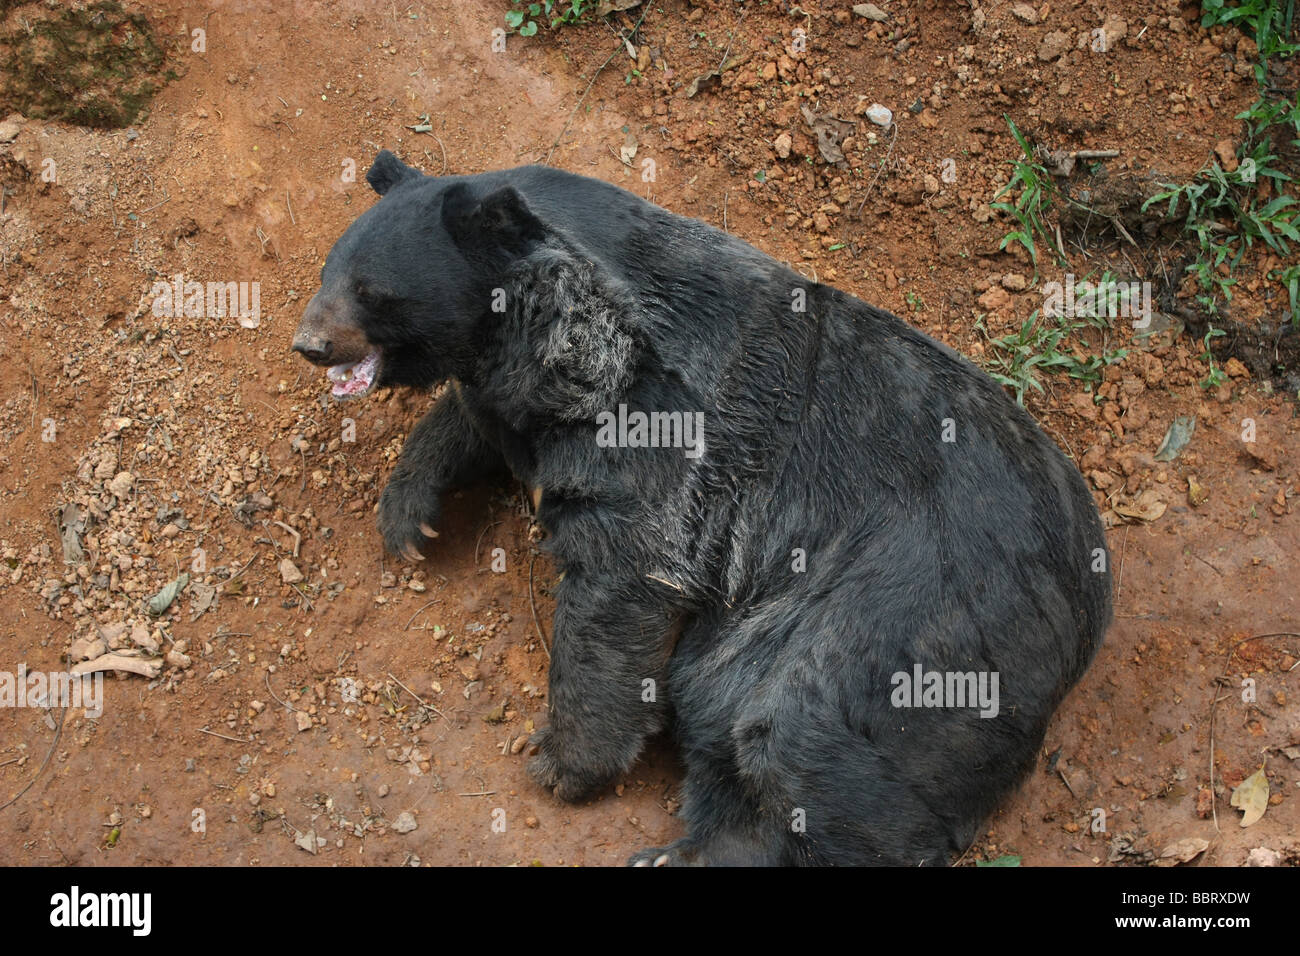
[366,150,420,196]
[440,182,548,258]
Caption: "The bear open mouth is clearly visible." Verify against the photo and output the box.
[326,349,381,398]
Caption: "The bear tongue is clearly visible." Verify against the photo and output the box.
[327,350,380,397]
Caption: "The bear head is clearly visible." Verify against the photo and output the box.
[292,149,549,398]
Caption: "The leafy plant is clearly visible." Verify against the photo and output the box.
[1198,325,1229,388]
[1148,3,1300,324]
[505,0,592,35]
[1201,0,1298,82]
[990,118,1065,278]
[976,309,1128,405]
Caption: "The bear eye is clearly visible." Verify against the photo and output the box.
[354,280,386,303]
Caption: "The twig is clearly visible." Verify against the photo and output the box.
[545,4,652,164]
[388,672,447,720]
[272,520,301,558]
[1206,632,1300,832]
[475,521,504,567]
[198,727,249,743]
[265,670,307,713]
[0,702,66,812]
[285,189,296,226]
[403,599,442,631]
[528,551,551,659]
[458,790,496,797]
[855,123,898,216]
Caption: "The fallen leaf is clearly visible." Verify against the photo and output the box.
[1154,415,1196,461]
[1113,489,1167,523]
[1158,836,1210,864]
[1230,768,1269,827]
[59,502,86,565]
[147,573,189,615]
[189,582,218,622]
[800,105,856,167]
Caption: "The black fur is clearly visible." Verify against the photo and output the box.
[297,150,1113,866]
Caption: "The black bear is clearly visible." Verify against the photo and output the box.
[293,150,1112,866]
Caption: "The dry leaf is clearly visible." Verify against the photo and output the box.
[1158,836,1210,865]
[1113,489,1167,523]
[1230,768,1269,827]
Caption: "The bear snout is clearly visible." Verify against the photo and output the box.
[293,293,371,366]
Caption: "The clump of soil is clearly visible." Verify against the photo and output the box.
[0,0,170,128]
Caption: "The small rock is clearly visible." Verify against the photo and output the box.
[1224,357,1249,379]
[1011,3,1038,23]
[295,711,313,732]
[978,287,1011,311]
[865,104,893,127]
[69,634,107,662]
[1246,847,1281,867]
[108,472,135,499]
[1214,139,1238,172]
[378,784,390,798]
[294,829,318,854]
[511,734,530,755]
[1101,15,1128,47]
[0,114,23,142]
[1001,273,1028,292]
[130,622,159,654]
[773,131,793,159]
[165,650,191,669]
[1038,31,1071,62]
[852,2,888,21]
[279,559,304,584]
[392,811,418,834]
[525,815,539,828]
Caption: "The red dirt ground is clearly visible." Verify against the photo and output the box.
[0,0,1296,866]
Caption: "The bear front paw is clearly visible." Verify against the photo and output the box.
[526,726,613,803]
[377,479,442,562]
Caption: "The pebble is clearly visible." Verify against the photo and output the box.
[392,811,418,834]
[279,559,305,584]
[1038,31,1071,62]
[865,104,893,127]
[108,472,135,499]
[295,711,313,732]
[1011,3,1038,23]
[852,3,888,21]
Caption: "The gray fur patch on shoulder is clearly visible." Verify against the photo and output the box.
[506,244,640,421]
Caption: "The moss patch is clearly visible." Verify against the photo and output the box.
[0,1,169,128]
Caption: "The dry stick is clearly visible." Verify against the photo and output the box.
[272,520,301,557]
[545,4,652,165]
[285,189,296,226]
[1206,632,1300,832]
[1115,524,1130,600]
[855,122,898,216]
[474,520,503,566]
[0,703,66,813]
[403,598,442,631]
[198,727,248,743]
[458,790,496,797]
[388,672,447,720]
[528,551,551,659]
[265,670,307,714]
